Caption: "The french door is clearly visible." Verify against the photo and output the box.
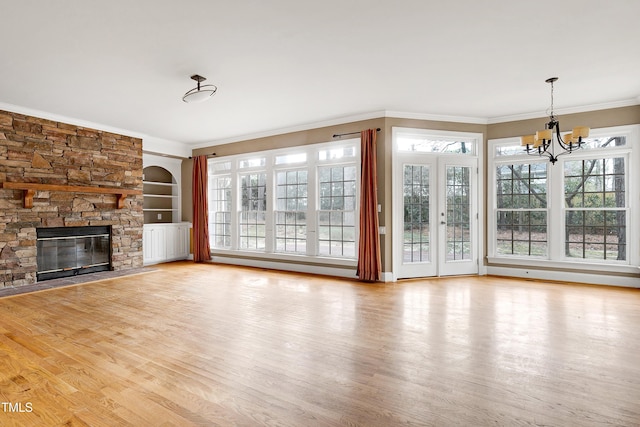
[394,154,478,279]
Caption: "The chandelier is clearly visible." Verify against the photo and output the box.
[521,77,589,164]
[183,74,217,103]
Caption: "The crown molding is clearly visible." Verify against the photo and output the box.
[199,100,640,148]
[192,110,492,149]
[487,98,640,124]
[383,110,489,125]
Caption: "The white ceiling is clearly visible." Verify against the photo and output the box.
[1,0,639,147]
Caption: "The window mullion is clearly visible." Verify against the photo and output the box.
[231,160,239,251]
[307,152,318,257]
[265,156,274,253]
[548,159,563,260]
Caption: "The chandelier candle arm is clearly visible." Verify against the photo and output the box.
[521,77,590,164]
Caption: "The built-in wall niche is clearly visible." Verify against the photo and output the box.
[143,166,178,224]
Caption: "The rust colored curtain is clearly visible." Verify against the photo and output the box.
[192,155,211,262]
[356,129,381,281]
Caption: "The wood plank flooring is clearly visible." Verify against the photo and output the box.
[1,261,639,426]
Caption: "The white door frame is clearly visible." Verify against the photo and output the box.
[391,127,485,281]
[436,156,478,276]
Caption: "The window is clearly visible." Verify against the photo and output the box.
[564,154,626,261]
[239,172,267,250]
[489,126,638,270]
[209,175,232,248]
[275,170,307,253]
[208,140,360,263]
[318,165,357,257]
[397,133,476,155]
[318,146,356,161]
[239,157,266,169]
[275,153,307,165]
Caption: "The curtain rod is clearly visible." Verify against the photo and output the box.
[188,153,216,159]
[332,128,381,138]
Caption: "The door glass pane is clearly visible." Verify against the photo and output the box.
[446,166,471,261]
[403,165,430,263]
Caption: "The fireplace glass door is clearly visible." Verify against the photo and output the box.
[36,226,112,281]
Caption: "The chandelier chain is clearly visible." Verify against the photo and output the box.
[547,81,555,119]
[548,79,555,118]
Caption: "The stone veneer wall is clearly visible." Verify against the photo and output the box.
[0,109,143,287]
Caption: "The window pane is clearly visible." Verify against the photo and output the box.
[210,161,231,173]
[495,143,526,156]
[239,157,266,168]
[564,158,625,209]
[318,146,356,161]
[565,210,626,261]
[579,136,626,150]
[496,163,547,209]
[275,153,307,165]
[496,211,548,256]
[397,135,475,155]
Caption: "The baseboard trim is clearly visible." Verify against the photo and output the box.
[487,266,640,288]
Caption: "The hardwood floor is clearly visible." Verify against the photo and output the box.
[1,261,639,426]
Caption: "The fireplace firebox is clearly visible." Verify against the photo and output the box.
[36,226,112,281]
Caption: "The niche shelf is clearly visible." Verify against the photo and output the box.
[143,166,178,224]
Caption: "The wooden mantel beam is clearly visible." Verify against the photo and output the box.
[0,182,142,209]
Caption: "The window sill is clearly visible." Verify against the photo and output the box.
[211,249,357,268]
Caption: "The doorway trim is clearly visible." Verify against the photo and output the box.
[391,127,485,281]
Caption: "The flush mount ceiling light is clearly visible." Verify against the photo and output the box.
[520,77,590,164]
[182,74,217,103]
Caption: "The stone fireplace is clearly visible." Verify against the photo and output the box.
[0,109,143,288]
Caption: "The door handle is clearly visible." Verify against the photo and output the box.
[440,221,446,225]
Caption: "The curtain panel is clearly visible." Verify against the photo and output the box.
[356,129,382,281]
[192,155,211,262]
